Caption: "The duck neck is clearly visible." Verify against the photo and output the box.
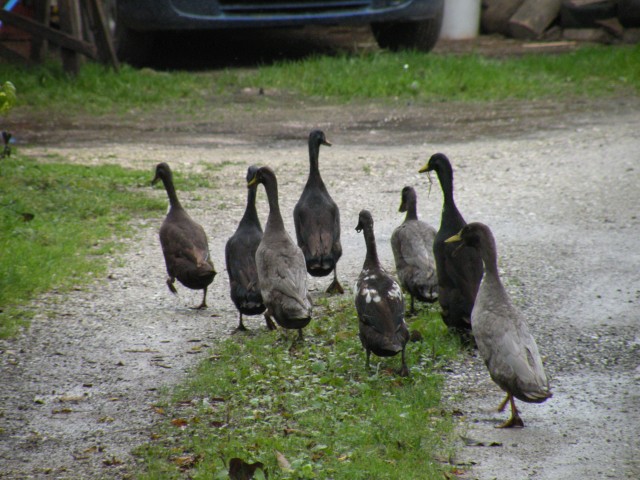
[161,174,182,210]
[481,239,500,279]
[404,198,418,222]
[263,174,285,232]
[308,140,323,185]
[240,186,260,228]
[436,164,464,228]
[363,225,381,269]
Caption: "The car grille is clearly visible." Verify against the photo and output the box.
[218,0,373,16]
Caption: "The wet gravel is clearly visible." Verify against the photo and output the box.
[1,94,639,479]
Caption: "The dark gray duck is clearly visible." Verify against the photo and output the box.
[152,162,216,309]
[355,210,410,376]
[446,223,552,428]
[390,186,438,315]
[293,130,344,294]
[419,153,483,336]
[225,166,276,332]
[248,166,312,339]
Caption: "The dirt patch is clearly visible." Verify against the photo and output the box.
[1,34,639,479]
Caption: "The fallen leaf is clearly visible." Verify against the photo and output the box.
[153,407,165,415]
[103,456,123,466]
[229,458,266,480]
[460,435,502,447]
[171,454,200,469]
[52,408,73,414]
[275,450,291,471]
[171,418,188,428]
[58,395,84,403]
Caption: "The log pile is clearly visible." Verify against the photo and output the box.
[481,0,640,43]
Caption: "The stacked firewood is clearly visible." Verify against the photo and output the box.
[481,0,640,43]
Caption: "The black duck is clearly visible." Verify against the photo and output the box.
[225,166,276,332]
[293,130,343,294]
[419,153,483,335]
[390,186,438,314]
[355,209,410,376]
[446,223,552,427]
[248,166,312,339]
[152,162,216,309]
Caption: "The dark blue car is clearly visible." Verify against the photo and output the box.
[107,0,444,65]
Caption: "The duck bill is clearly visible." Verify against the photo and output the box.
[445,232,462,243]
[247,177,258,188]
[322,139,332,147]
[418,162,430,173]
[151,175,160,186]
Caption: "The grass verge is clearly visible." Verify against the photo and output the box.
[134,297,462,479]
[0,154,207,338]
[0,44,637,115]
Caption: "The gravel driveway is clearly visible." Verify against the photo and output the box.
[1,92,639,479]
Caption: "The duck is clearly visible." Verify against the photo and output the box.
[390,186,438,314]
[225,166,276,332]
[293,130,344,294]
[248,166,312,339]
[418,153,483,336]
[355,209,410,376]
[446,222,552,427]
[151,162,216,309]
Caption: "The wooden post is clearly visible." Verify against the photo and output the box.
[58,0,82,75]
[0,1,109,70]
[84,0,119,70]
[30,0,52,61]
[509,0,563,39]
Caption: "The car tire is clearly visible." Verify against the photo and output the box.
[114,24,154,66]
[371,10,443,52]
[103,0,154,66]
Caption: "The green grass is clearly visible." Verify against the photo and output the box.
[134,298,462,479]
[0,44,637,115]
[244,46,640,100]
[0,155,209,338]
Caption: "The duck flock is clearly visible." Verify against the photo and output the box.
[151,129,551,428]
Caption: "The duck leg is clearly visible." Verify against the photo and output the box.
[233,313,248,334]
[397,347,409,377]
[325,268,344,295]
[496,394,524,428]
[409,295,416,316]
[497,393,510,412]
[365,349,371,370]
[192,287,208,310]
[264,313,277,331]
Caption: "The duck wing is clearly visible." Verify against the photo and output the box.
[391,221,437,293]
[355,271,407,352]
[256,238,310,311]
[473,289,551,403]
[294,191,342,263]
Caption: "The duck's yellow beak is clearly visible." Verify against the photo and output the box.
[445,231,462,243]
[247,176,257,187]
[418,161,430,173]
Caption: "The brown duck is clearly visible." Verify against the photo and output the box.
[293,130,344,294]
[248,166,312,339]
[152,162,216,309]
[225,166,275,332]
[355,210,410,376]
